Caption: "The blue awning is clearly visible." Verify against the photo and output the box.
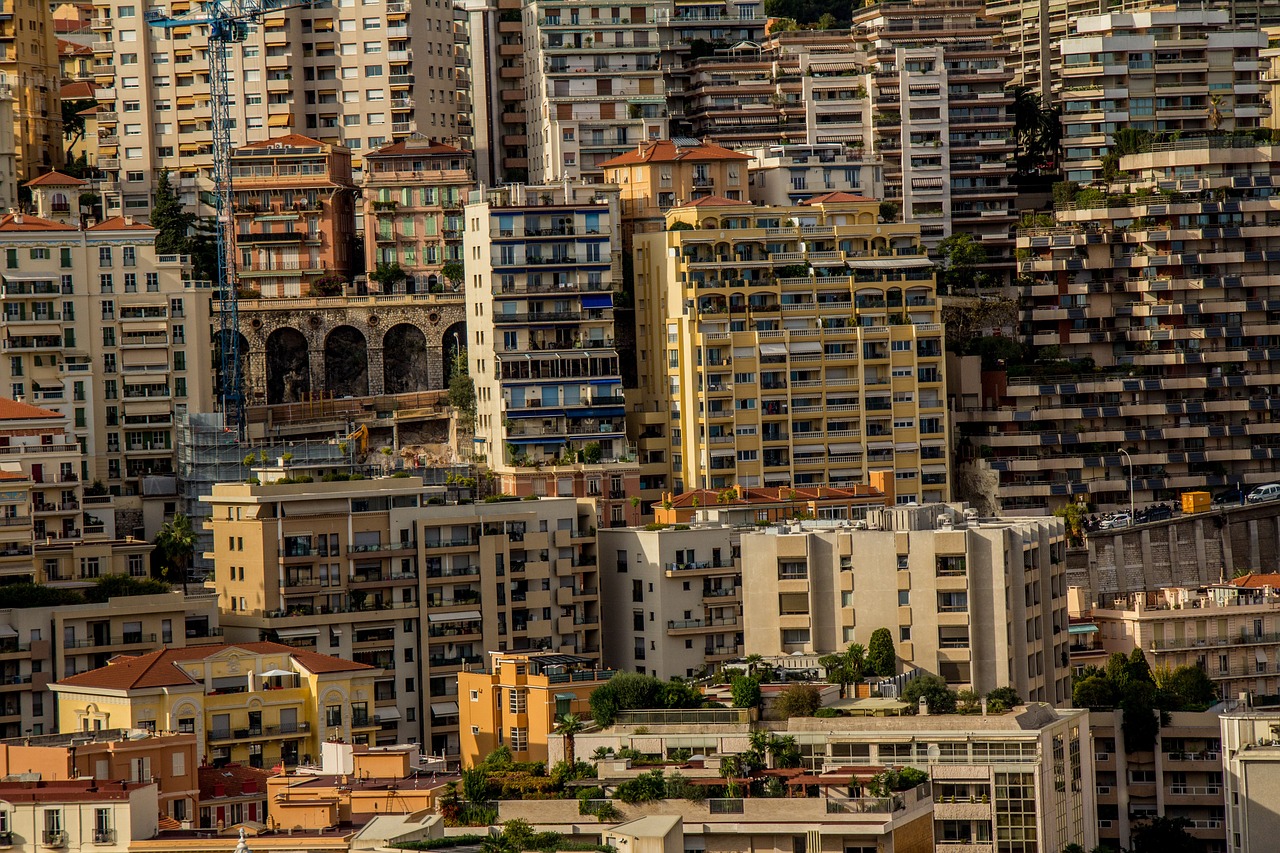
[581,294,613,309]
[1068,624,1099,635]
[507,409,566,419]
[577,407,625,417]
[588,378,617,385]
[506,436,562,445]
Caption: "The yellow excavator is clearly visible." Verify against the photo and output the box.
[345,424,368,455]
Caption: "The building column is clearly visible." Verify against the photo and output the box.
[367,347,384,395]
[309,348,325,395]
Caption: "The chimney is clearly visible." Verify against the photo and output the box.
[918,697,929,716]
[12,215,21,225]
[123,215,134,226]
[980,697,988,716]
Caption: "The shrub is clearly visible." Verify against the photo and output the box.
[814,707,839,718]
[774,683,822,718]
[867,628,896,677]
[589,672,703,726]
[730,675,762,709]
[615,769,666,804]
[902,674,956,714]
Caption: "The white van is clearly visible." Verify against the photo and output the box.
[1247,484,1280,504]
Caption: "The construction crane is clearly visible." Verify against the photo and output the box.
[144,0,316,438]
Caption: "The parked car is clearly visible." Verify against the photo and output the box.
[1100,512,1132,529]
[1137,504,1173,524]
[1247,484,1280,504]
[1213,486,1246,506]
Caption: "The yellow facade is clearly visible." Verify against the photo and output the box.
[50,642,378,770]
[632,197,949,502]
[457,651,615,768]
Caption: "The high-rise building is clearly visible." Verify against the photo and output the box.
[745,144,884,208]
[0,0,63,182]
[1058,10,1269,183]
[453,0,527,186]
[955,139,1280,514]
[87,0,458,217]
[630,195,947,502]
[230,134,357,299]
[463,182,639,522]
[0,80,16,214]
[0,211,214,512]
[740,504,1071,705]
[522,0,669,182]
[203,475,601,758]
[362,136,473,295]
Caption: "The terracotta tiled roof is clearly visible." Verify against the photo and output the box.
[368,138,470,157]
[680,195,746,208]
[199,764,273,801]
[0,397,64,421]
[1230,572,1280,589]
[54,642,374,691]
[801,191,878,205]
[0,214,75,232]
[236,133,328,150]
[59,80,97,98]
[88,216,155,231]
[23,170,88,188]
[600,139,753,167]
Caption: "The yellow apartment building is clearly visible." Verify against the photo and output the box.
[602,140,754,235]
[49,641,377,770]
[457,650,615,768]
[203,477,602,758]
[631,195,949,503]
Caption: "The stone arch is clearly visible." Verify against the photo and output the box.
[266,327,311,405]
[213,329,250,404]
[441,321,466,386]
[382,324,430,394]
[324,325,369,397]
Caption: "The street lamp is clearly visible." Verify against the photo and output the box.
[1118,448,1135,521]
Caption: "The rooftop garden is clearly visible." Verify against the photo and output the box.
[1072,649,1217,751]
[395,820,612,853]
[0,575,172,609]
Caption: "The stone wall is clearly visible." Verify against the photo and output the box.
[1067,502,1280,599]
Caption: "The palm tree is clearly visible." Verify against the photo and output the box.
[153,512,196,595]
[1208,95,1224,133]
[554,713,584,764]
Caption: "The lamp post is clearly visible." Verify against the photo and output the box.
[1118,448,1135,522]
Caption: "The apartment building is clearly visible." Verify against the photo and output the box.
[25,170,88,223]
[50,641,379,770]
[1091,709,1227,853]
[0,212,214,516]
[1058,10,1270,183]
[0,779,157,853]
[957,139,1280,514]
[741,505,1071,704]
[1087,575,1280,702]
[986,0,1107,103]
[602,139,753,234]
[0,0,63,182]
[674,43,807,150]
[0,729,200,826]
[87,0,457,217]
[1222,705,1280,853]
[549,704,1096,853]
[522,0,669,182]
[745,143,884,208]
[453,0,527,186]
[631,196,948,503]
[846,0,1016,260]
[464,183,639,522]
[230,135,356,299]
[597,525,741,678]
[0,82,15,215]
[653,483,889,525]
[458,650,615,767]
[362,137,472,290]
[0,589,220,737]
[203,476,601,757]
[200,763,271,829]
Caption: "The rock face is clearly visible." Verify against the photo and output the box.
[240,294,465,404]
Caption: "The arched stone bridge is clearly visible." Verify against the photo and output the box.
[232,294,466,405]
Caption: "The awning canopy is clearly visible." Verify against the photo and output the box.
[427,609,482,623]
[1257,649,1268,664]
[794,445,825,454]
[0,625,17,639]
[1068,624,1099,635]
[275,627,319,639]
[760,343,788,356]
[375,707,403,722]
[258,668,294,677]
[581,294,613,309]
[791,342,823,354]
[829,443,861,454]
[431,701,460,717]
[847,257,935,269]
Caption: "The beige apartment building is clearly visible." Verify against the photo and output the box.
[203,476,601,757]
[0,211,214,522]
[87,0,457,217]
[597,525,741,678]
[522,0,670,182]
[453,0,527,186]
[362,137,472,292]
[1086,575,1280,703]
[1222,704,1280,853]
[0,81,16,215]
[463,182,639,524]
[742,505,1071,705]
[602,139,753,234]
[958,139,1280,514]
[1059,10,1270,182]
[745,143,884,208]
[0,779,156,853]
[631,196,948,503]
[0,0,63,182]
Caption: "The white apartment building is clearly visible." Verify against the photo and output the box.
[87,0,458,216]
[741,504,1071,704]
[0,780,157,853]
[1221,705,1280,853]
[745,143,884,207]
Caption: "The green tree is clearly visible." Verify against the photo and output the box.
[1071,673,1118,709]
[1101,127,1151,179]
[935,233,989,294]
[152,512,196,590]
[1055,502,1087,546]
[730,675,762,709]
[149,169,195,256]
[819,642,866,697]
[61,99,98,147]
[588,672,702,726]
[554,713,584,764]
[1129,816,1198,853]
[448,348,476,431]
[369,261,407,292]
[774,683,822,718]
[867,628,896,677]
[902,674,956,714]
[1011,84,1062,177]
[878,200,899,223]
[986,686,1021,712]
[1161,665,1217,709]
[441,260,465,290]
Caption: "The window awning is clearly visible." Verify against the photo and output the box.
[868,441,895,450]
[1257,649,1268,664]
[791,342,823,354]
[268,113,293,127]
[759,343,788,356]
[581,294,613,309]
[829,443,861,454]
[375,707,402,722]
[794,445,825,454]
[1068,624,1098,635]
[431,701,460,717]
[275,627,319,639]
[829,469,857,478]
[923,464,948,474]
[427,609,482,623]
[710,449,735,458]
[809,60,862,73]
[848,257,935,269]
[0,625,17,639]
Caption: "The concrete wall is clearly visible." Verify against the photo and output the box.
[1068,502,1280,599]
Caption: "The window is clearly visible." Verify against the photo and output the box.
[325,705,342,727]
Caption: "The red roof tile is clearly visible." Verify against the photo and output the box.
[0,214,75,232]
[54,642,374,691]
[368,137,470,157]
[1230,573,1280,589]
[60,80,97,99]
[23,171,89,188]
[801,191,878,205]
[0,397,64,421]
[600,139,752,167]
[236,133,329,151]
[88,216,155,231]
[199,764,273,801]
